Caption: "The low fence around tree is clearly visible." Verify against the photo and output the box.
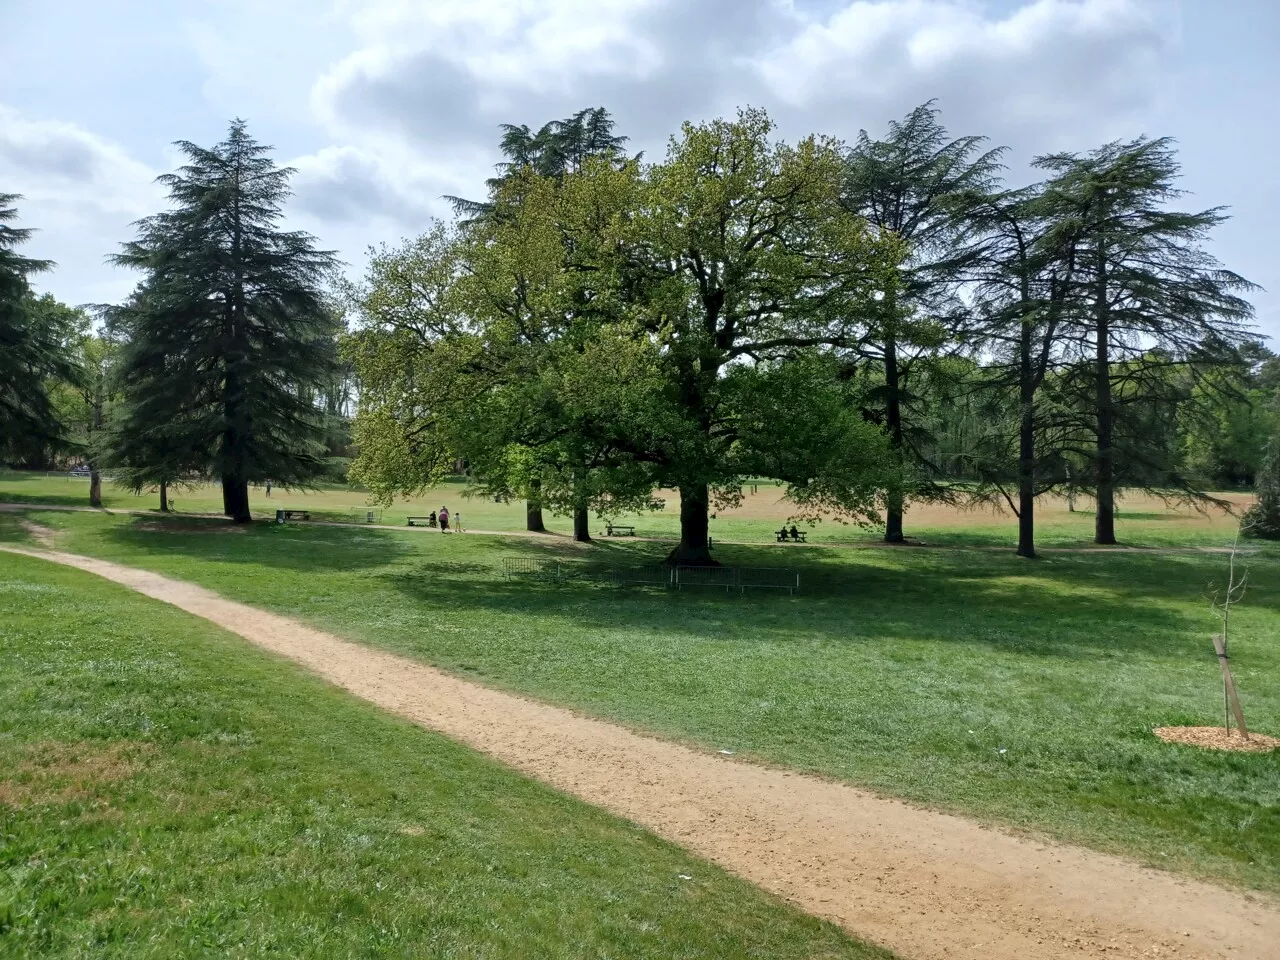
[501,556,800,595]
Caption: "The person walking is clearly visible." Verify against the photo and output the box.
[265,479,272,498]
[438,506,450,532]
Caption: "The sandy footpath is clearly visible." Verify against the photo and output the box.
[3,544,1278,960]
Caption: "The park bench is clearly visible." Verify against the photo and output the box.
[775,527,807,543]
[275,509,311,523]
[406,516,437,528]
[605,522,636,537]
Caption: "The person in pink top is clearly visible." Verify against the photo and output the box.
[438,506,450,532]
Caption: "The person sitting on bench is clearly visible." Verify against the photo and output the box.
[428,510,437,528]
[789,525,799,540]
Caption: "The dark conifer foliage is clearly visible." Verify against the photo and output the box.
[0,194,80,460]
[1243,434,1280,539]
[446,106,631,224]
[1035,138,1256,543]
[109,121,339,522]
[841,102,1005,542]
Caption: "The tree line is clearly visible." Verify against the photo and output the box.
[1,104,1275,556]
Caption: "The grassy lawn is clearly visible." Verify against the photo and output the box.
[0,549,887,958]
[0,469,1251,548]
[3,509,1278,898]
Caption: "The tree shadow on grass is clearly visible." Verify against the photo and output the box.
[64,512,1280,664]
[97,514,417,573]
[373,539,1251,664]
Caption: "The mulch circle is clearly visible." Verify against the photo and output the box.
[1153,726,1280,753]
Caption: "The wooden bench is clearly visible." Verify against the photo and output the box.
[605,523,636,537]
[406,516,436,528]
[282,509,310,521]
[775,528,807,543]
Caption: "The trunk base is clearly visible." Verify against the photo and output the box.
[222,475,252,524]
[664,543,718,567]
[671,483,715,565]
[573,507,591,543]
[526,500,546,533]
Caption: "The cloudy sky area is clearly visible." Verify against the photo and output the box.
[3,0,1277,338]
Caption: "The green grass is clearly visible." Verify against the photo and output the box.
[0,468,1251,548]
[4,509,1278,898]
[0,550,888,958]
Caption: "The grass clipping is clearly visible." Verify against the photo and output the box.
[1154,726,1280,753]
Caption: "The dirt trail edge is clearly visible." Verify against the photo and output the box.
[4,546,1276,960]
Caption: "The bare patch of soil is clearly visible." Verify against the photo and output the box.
[19,519,57,547]
[0,741,154,808]
[132,518,248,534]
[1154,726,1280,753]
[5,545,1279,960]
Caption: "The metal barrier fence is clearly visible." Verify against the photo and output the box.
[501,557,799,594]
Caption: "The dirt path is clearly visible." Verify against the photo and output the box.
[4,547,1278,958]
[0,502,1253,554]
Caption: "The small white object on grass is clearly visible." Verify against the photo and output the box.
[678,874,692,880]
[718,749,734,756]
[998,748,1007,754]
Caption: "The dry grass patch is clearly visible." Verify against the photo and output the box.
[0,741,155,808]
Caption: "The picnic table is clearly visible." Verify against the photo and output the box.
[775,527,807,543]
[406,516,436,528]
[605,522,636,537]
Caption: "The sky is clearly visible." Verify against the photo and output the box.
[2,0,1277,339]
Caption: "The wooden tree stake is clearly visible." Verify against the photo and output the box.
[1211,634,1249,739]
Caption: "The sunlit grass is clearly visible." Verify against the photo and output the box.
[0,550,886,958]
[5,508,1278,895]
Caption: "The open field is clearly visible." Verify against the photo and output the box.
[3,508,1277,899]
[0,549,885,958]
[0,469,1255,548]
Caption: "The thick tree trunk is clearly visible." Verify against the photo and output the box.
[1093,243,1116,545]
[526,481,546,532]
[667,482,714,565]
[88,397,103,508]
[222,474,251,524]
[160,479,169,513]
[573,506,591,542]
[883,333,906,543]
[1017,319,1036,559]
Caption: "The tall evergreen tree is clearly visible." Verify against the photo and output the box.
[1036,138,1256,544]
[0,194,80,462]
[841,102,1004,542]
[965,182,1080,558]
[109,121,338,522]
[1243,433,1280,539]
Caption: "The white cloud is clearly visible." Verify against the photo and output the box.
[7,0,1273,338]
[0,105,163,304]
[757,0,1173,147]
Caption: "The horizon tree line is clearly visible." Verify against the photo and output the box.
[0,104,1275,555]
